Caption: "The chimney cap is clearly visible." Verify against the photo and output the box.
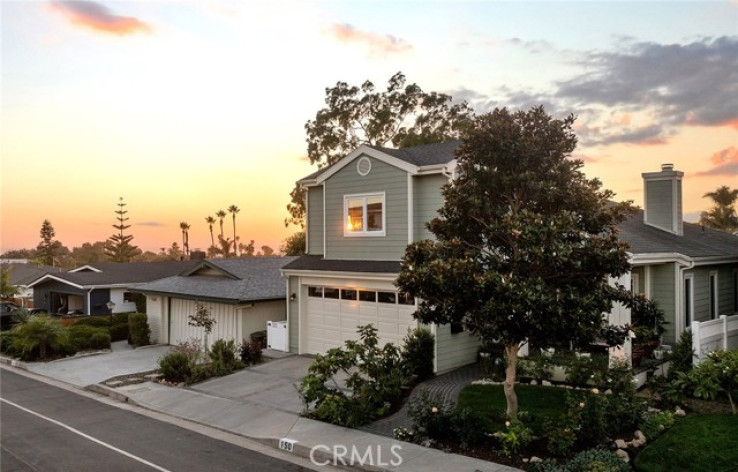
[661,163,674,171]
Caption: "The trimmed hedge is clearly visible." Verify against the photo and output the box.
[72,316,111,328]
[111,313,130,325]
[128,313,150,347]
[68,325,111,351]
[110,323,129,342]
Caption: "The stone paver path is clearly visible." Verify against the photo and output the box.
[361,363,481,437]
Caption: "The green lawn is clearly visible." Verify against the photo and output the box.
[457,384,569,433]
[634,414,738,472]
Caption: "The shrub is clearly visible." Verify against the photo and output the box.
[667,328,694,380]
[1,331,18,356]
[518,352,554,382]
[299,324,410,427]
[128,313,150,347]
[407,389,454,442]
[563,448,630,472]
[110,322,129,342]
[601,360,646,434]
[562,353,608,388]
[496,420,533,457]
[176,338,204,365]
[72,316,111,328]
[451,406,490,448]
[158,351,192,383]
[111,313,130,325]
[402,328,435,381]
[239,340,263,366]
[683,349,738,414]
[543,417,577,457]
[640,410,676,440]
[209,339,244,375]
[11,314,71,360]
[68,325,111,351]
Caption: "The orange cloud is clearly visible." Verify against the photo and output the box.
[693,146,738,177]
[327,23,411,55]
[50,1,151,36]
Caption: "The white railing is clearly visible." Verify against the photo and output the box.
[691,314,738,365]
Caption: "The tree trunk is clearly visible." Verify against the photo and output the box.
[504,344,520,419]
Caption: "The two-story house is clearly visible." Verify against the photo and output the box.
[282,141,738,372]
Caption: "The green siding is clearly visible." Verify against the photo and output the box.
[687,264,738,325]
[645,180,674,231]
[435,324,480,373]
[325,156,408,260]
[413,174,446,241]
[307,186,324,255]
[288,276,300,353]
[650,263,677,344]
[718,265,737,316]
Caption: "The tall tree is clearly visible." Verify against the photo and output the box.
[1,266,18,299]
[700,185,738,234]
[205,215,216,248]
[228,205,240,256]
[105,197,140,262]
[35,220,62,266]
[260,245,274,257]
[179,222,191,259]
[216,210,227,239]
[70,241,107,265]
[280,232,306,256]
[286,71,474,227]
[396,107,633,418]
[239,239,255,257]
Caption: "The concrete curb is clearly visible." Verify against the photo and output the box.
[0,355,28,370]
[85,383,141,404]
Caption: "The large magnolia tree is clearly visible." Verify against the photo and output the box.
[397,107,633,418]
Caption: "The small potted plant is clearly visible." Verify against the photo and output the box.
[629,294,667,367]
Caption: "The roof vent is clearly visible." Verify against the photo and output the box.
[357,156,372,176]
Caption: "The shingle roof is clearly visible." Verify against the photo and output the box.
[620,210,738,258]
[299,140,460,182]
[133,257,298,302]
[31,260,200,287]
[282,255,401,273]
[0,264,63,286]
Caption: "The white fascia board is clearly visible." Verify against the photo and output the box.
[280,268,399,282]
[27,274,85,289]
[68,265,102,273]
[315,145,419,184]
[630,253,692,265]
[691,256,738,266]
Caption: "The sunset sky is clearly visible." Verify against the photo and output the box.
[2,0,736,255]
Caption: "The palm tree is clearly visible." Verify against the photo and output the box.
[700,185,738,234]
[216,210,227,239]
[179,222,191,259]
[12,314,68,360]
[205,216,216,248]
[228,205,240,256]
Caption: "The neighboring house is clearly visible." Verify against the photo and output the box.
[282,141,738,372]
[0,263,63,308]
[621,164,738,346]
[131,257,297,346]
[28,261,198,316]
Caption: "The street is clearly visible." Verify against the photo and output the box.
[0,369,317,472]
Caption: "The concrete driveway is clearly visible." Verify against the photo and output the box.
[190,355,313,414]
[25,341,172,388]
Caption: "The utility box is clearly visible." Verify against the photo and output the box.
[267,321,288,351]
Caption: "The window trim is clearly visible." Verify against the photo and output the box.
[709,271,718,320]
[343,192,386,237]
[684,273,693,328]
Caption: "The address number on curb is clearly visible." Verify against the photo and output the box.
[279,438,297,452]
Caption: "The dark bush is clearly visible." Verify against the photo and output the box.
[159,351,192,383]
[110,323,129,342]
[72,316,111,328]
[128,314,150,347]
[564,448,630,472]
[69,325,110,351]
[668,328,694,379]
[209,339,243,375]
[111,313,130,325]
[402,328,435,381]
[190,364,215,384]
[239,340,263,366]
[1,331,18,356]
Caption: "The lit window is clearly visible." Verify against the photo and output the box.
[344,193,385,236]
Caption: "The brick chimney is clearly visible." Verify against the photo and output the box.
[642,163,684,235]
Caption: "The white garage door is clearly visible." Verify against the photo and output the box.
[304,286,417,354]
[169,299,240,346]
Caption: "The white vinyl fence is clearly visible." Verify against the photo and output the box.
[691,314,738,365]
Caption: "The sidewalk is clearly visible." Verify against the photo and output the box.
[116,381,520,472]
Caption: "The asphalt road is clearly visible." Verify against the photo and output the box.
[0,369,315,472]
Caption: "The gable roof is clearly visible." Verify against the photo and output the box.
[620,209,738,260]
[298,140,459,184]
[0,263,64,286]
[28,260,200,288]
[131,257,298,303]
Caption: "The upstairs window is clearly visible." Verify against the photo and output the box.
[344,193,385,236]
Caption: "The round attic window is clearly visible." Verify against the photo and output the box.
[357,156,372,176]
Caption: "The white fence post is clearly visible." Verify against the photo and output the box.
[691,321,701,366]
[721,315,728,350]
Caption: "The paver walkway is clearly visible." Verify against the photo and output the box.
[362,363,482,437]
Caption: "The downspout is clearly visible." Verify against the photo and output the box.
[86,288,93,315]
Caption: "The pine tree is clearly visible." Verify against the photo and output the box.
[35,220,62,266]
[105,197,140,262]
